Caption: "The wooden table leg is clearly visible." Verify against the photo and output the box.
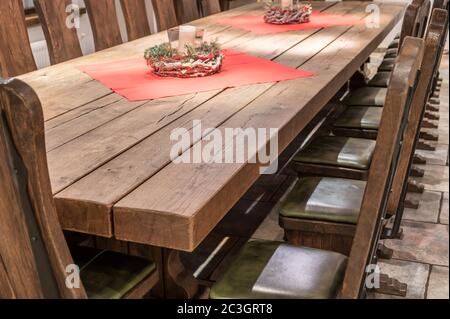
[163,248,200,299]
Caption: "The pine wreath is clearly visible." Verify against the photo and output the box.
[144,42,224,78]
[264,3,312,25]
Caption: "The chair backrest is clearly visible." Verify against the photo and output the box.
[398,0,429,49]
[152,0,179,31]
[84,0,123,51]
[202,0,221,16]
[387,9,448,218]
[340,37,424,299]
[34,0,83,65]
[0,0,37,77]
[175,0,201,24]
[416,0,431,38]
[120,0,152,41]
[0,77,87,299]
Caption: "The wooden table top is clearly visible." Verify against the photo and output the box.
[19,1,405,252]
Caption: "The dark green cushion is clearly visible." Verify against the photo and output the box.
[280,177,366,224]
[294,136,376,170]
[71,246,156,299]
[346,87,387,106]
[210,240,347,299]
[334,106,382,130]
[388,38,399,49]
[367,72,391,87]
[378,58,395,72]
[384,48,398,58]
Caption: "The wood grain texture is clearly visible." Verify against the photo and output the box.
[0,78,86,299]
[16,2,405,252]
[175,0,201,24]
[34,0,83,65]
[84,0,123,51]
[152,0,179,31]
[387,10,447,218]
[51,1,345,238]
[0,0,37,77]
[202,0,222,16]
[341,37,424,299]
[113,2,405,251]
[120,0,152,41]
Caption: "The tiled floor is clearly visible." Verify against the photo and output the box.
[187,46,449,300]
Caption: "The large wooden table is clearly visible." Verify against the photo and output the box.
[19,1,405,297]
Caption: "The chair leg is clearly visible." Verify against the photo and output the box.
[372,274,407,297]
[419,130,439,141]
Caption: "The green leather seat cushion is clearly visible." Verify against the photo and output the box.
[210,240,347,299]
[70,246,156,299]
[378,58,395,72]
[334,106,382,130]
[388,38,399,49]
[367,71,391,87]
[280,177,367,224]
[346,87,387,106]
[384,47,398,58]
[294,136,376,170]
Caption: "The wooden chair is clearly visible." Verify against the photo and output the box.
[0,0,37,77]
[175,0,201,24]
[152,0,179,31]
[385,8,449,239]
[0,77,158,298]
[201,0,222,16]
[278,12,445,256]
[120,0,152,41]
[84,0,123,51]
[210,37,423,299]
[34,0,83,65]
[332,0,432,141]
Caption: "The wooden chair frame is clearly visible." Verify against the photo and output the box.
[341,37,424,298]
[0,0,37,77]
[120,0,152,41]
[84,0,123,51]
[0,77,158,298]
[281,33,429,260]
[34,0,83,65]
[152,0,179,31]
[175,0,201,24]
[385,9,448,238]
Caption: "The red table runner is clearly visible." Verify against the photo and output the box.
[78,50,315,101]
[217,11,363,35]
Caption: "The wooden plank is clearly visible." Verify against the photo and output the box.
[52,2,353,237]
[113,3,405,251]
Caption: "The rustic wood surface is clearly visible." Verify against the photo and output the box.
[84,0,123,51]
[120,0,152,41]
[0,0,37,77]
[17,1,406,252]
[341,37,424,298]
[34,0,84,65]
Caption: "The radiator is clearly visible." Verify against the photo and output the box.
[30,41,51,69]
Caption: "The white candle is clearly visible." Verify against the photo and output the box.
[280,0,292,9]
[178,25,197,53]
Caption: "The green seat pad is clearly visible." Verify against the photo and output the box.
[334,106,382,130]
[210,240,347,299]
[346,87,387,106]
[378,58,395,72]
[384,48,398,58]
[368,71,391,87]
[294,136,375,170]
[388,38,399,49]
[70,246,156,299]
[280,177,366,224]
